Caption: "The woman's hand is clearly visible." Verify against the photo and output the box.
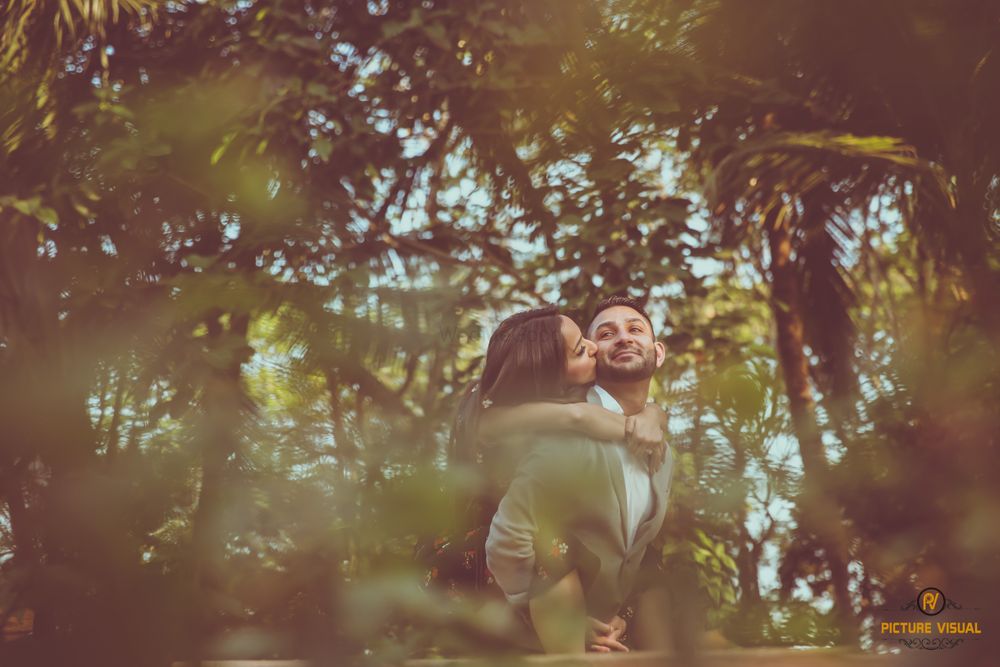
[625,404,668,472]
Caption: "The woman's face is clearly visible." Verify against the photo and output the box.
[560,315,597,387]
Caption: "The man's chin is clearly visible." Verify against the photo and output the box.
[607,360,644,374]
[598,361,654,382]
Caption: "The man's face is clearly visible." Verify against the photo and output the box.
[588,305,665,382]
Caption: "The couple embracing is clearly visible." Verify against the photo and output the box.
[429,296,674,654]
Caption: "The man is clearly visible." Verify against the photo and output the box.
[485,295,674,653]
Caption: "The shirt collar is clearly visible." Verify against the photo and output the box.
[587,384,625,415]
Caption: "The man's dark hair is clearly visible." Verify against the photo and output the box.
[589,295,655,336]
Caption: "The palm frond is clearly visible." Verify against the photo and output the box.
[707,131,954,222]
[2,0,157,76]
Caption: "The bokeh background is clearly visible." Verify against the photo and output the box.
[1,0,998,665]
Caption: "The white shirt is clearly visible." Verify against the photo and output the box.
[588,385,654,550]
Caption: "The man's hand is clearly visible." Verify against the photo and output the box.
[625,404,667,472]
[587,615,629,653]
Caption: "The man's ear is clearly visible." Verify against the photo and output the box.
[654,341,666,368]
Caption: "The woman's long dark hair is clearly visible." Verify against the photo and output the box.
[449,306,568,466]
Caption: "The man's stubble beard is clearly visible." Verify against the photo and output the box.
[596,347,657,383]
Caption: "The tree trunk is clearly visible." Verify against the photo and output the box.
[727,424,767,644]
[954,170,1000,345]
[104,366,127,461]
[765,205,857,646]
[731,438,761,613]
[190,311,251,649]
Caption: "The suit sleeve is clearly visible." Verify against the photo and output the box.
[485,467,540,605]
[485,439,577,606]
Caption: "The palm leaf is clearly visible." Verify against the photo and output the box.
[2,0,157,75]
[707,131,954,221]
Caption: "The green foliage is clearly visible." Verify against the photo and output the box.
[683,528,738,609]
[1,0,998,663]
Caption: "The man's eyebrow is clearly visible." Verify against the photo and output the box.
[593,317,647,331]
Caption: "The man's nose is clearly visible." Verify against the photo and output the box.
[614,330,636,346]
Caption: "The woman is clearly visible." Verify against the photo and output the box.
[421,306,667,650]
